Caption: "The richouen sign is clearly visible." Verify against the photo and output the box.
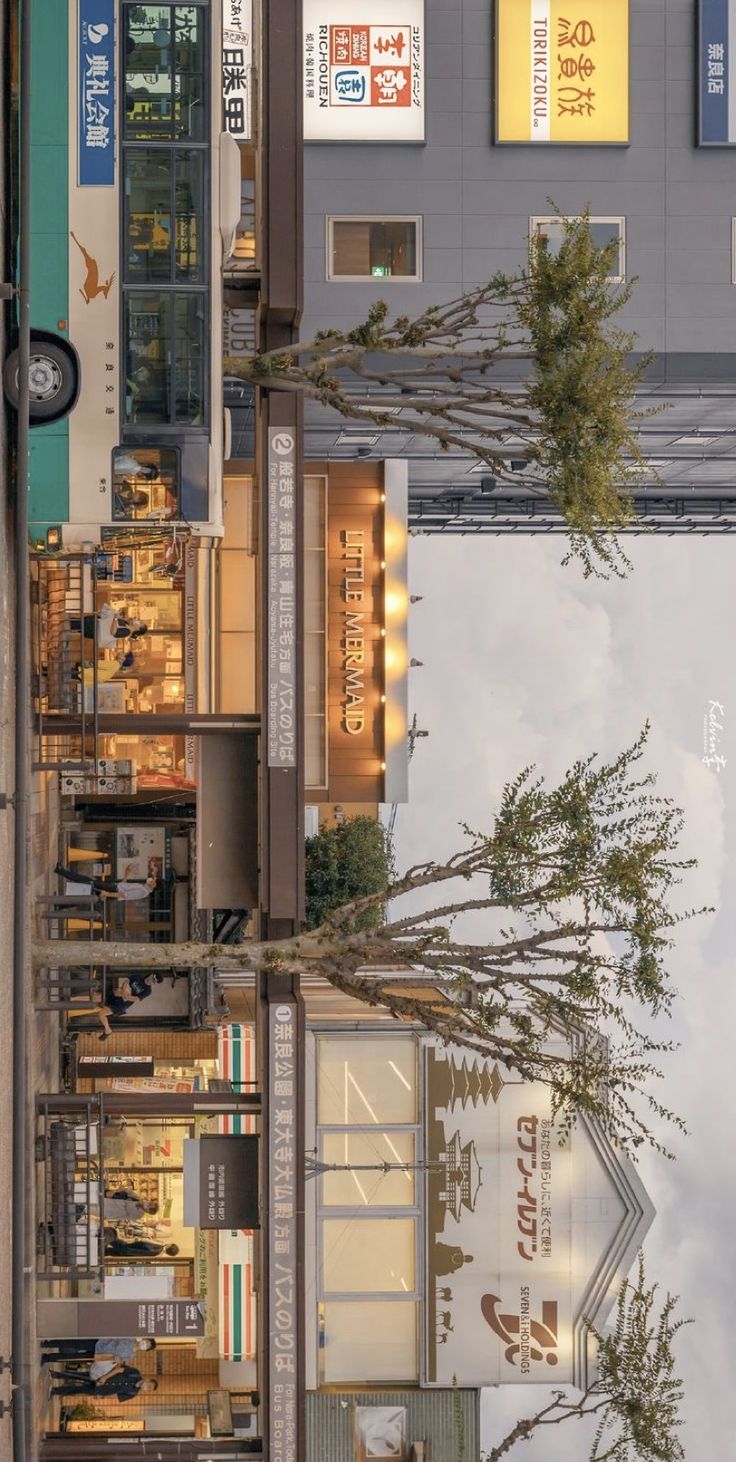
[303,0,425,141]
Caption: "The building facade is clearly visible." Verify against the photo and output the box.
[302,0,736,536]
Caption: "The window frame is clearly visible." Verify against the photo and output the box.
[530,215,626,284]
[313,1033,423,1386]
[120,1,211,436]
[326,215,423,283]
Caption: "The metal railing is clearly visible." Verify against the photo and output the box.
[31,550,100,772]
[35,1096,104,1282]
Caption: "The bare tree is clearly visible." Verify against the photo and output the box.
[225,213,652,578]
[484,1255,688,1462]
[35,730,704,1156]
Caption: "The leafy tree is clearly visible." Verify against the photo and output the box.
[224,212,652,578]
[35,728,703,1154]
[304,814,393,930]
[484,1255,688,1462]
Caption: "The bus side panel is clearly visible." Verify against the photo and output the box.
[29,0,70,530]
[67,0,120,527]
[29,434,70,529]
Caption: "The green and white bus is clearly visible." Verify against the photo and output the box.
[7,0,246,543]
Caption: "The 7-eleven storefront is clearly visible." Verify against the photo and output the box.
[38,1023,262,1450]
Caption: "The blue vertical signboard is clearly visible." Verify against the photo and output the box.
[79,0,115,183]
[700,0,732,143]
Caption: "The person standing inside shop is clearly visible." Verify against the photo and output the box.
[103,1229,180,1258]
[68,604,149,647]
[102,1187,159,1223]
[53,863,159,902]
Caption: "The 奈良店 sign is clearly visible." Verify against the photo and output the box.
[699,0,736,144]
[303,0,424,141]
[495,0,629,145]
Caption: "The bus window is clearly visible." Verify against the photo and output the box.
[112,448,180,521]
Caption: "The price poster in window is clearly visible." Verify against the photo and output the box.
[303,0,424,141]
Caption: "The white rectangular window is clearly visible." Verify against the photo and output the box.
[327,217,422,281]
[320,1301,419,1383]
[317,1036,418,1124]
[315,1035,421,1384]
[530,216,626,283]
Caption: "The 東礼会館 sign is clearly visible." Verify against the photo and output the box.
[495,1,629,145]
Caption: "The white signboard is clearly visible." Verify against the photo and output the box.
[303,0,424,141]
[267,429,297,768]
[223,0,253,140]
[424,1040,639,1386]
[268,999,299,1462]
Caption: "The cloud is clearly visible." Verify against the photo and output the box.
[394,534,735,1457]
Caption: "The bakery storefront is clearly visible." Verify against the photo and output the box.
[304,459,410,809]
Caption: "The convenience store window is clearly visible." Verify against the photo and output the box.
[315,1036,421,1384]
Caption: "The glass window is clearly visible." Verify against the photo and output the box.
[175,151,205,281]
[174,294,207,423]
[320,1301,418,1383]
[112,447,180,520]
[322,1218,415,1294]
[125,151,173,282]
[530,216,625,283]
[320,1131,416,1207]
[124,294,171,424]
[328,218,421,280]
[124,5,206,142]
[317,1037,417,1125]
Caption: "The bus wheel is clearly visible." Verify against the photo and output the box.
[3,336,78,421]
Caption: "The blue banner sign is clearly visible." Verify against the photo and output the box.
[700,0,733,144]
[79,0,115,183]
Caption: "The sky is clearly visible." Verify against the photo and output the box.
[392,532,736,1460]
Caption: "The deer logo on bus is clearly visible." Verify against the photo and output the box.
[70,232,116,303]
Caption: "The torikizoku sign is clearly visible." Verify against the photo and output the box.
[79,0,115,184]
[495,0,629,145]
[699,0,736,144]
[303,0,424,141]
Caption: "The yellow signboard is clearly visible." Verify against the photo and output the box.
[496,0,629,144]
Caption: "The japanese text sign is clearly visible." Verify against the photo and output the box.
[268,429,298,768]
[699,0,735,144]
[269,999,299,1462]
[223,0,253,140]
[304,0,424,141]
[79,0,115,183]
[183,1134,260,1229]
[495,0,629,145]
[78,1299,205,1337]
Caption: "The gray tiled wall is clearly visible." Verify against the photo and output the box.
[303,1,736,361]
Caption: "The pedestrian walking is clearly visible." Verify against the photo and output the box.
[49,1365,157,1402]
[54,863,159,902]
[41,1336,155,1365]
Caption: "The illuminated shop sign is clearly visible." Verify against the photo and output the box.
[303,0,424,141]
[495,0,629,145]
